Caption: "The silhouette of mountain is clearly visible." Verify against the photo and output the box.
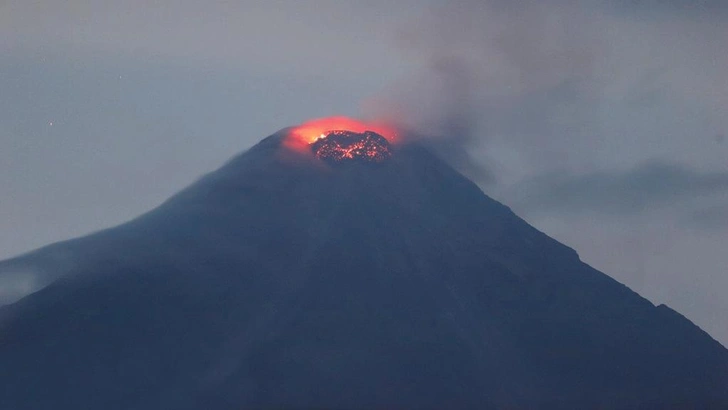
[1,129,726,409]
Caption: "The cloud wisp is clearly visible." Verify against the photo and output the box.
[508,160,728,216]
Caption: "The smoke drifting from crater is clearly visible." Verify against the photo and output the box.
[368,1,728,187]
[367,1,607,182]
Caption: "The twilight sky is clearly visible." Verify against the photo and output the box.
[1,1,727,344]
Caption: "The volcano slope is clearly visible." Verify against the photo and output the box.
[0,129,727,409]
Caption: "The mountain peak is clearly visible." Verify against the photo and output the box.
[1,124,727,409]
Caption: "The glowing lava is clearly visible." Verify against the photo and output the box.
[284,116,398,156]
[311,130,391,163]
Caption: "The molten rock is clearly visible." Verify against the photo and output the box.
[311,130,391,163]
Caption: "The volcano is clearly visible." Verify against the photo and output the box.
[1,126,727,409]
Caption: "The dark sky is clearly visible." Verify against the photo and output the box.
[1,1,727,344]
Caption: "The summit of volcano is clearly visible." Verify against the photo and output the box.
[0,123,726,409]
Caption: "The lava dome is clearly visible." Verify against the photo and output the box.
[311,130,391,163]
[284,116,399,158]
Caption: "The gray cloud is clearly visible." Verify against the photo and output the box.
[610,0,728,15]
[0,1,425,81]
[509,160,728,215]
[684,203,728,231]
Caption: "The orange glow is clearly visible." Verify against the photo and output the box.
[311,130,391,163]
[284,116,399,153]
